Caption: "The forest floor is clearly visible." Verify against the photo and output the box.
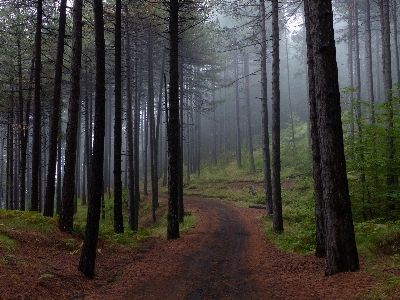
[0,195,392,300]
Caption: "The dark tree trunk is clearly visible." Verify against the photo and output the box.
[76,102,82,211]
[18,40,27,210]
[44,0,67,217]
[113,0,124,233]
[364,0,375,123]
[78,0,106,278]
[381,0,396,210]
[354,2,367,220]
[59,0,83,233]
[143,103,148,197]
[260,0,273,215]
[234,53,242,169]
[212,90,217,165]
[304,0,359,276]
[56,133,62,215]
[133,34,141,231]
[31,0,43,212]
[304,0,325,259]
[124,8,137,231]
[8,85,14,210]
[147,29,157,223]
[243,53,255,174]
[155,49,166,189]
[82,74,88,206]
[392,0,400,85]
[271,0,283,232]
[284,28,295,150]
[347,0,355,151]
[167,0,180,240]
[178,54,184,223]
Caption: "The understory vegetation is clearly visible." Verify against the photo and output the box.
[186,118,400,299]
[1,113,400,297]
[0,195,195,255]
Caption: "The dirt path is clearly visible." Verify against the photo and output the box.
[0,196,377,299]
[82,196,374,300]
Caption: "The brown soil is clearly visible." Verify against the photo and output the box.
[0,196,385,299]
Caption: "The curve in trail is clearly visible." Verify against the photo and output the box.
[176,198,253,299]
[119,196,259,300]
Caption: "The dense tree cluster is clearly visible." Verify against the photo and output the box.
[0,0,399,277]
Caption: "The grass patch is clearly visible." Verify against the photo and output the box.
[39,273,55,280]
[0,210,56,232]
[0,234,16,252]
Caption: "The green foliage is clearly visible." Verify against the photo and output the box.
[0,234,16,252]
[72,192,196,247]
[342,94,400,221]
[0,210,57,231]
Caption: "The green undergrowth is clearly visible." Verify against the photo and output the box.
[73,194,195,247]
[186,120,400,297]
[0,193,195,254]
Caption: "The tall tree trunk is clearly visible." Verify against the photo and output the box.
[304,0,359,276]
[354,2,367,220]
[44,0,67,217]
[376,24,381,103]
[381,0,396,211]
[78,0,106,278]
[56,133,62,215]
[113,0,124,233]
[178,53,184,223]
[347,3,355,154]
[260,0,273,215]
[155,49,166,188]
[167,0,181,240]
[147,29,157,223]
[365,0,375,124]
[392,0,400,85]
[124,8,137,231]
[234,53,242,169]
[285,28,295,150]
[143,103,148,196]
[8,85,14,210]
[17,40,25,210]
[133,32,141,231]
[59,0,83,233]
[31,0,43,211]
[75,102,82,213]
[304,0,325,257]
[243,53,255,174]
[271,0,283,232]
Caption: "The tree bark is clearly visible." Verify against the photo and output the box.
[259,0,273,215]
[304,0,359,276]
[30,0,42,212]
[59,0,83,233]
[78,0,106,278]
[234,52,242,169]
[113,0,124,233]
[303,0,325,259]
[381,0,396,210]
[243,53,255,174]
[364,0,375,123]
[167,0,181,240]
[124,7,137,231]
[147,29,157,223]
[271,0,283,232]
[44,0,67,217]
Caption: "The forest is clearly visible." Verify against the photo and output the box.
[0,0,400,298]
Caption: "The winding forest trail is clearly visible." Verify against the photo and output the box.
[0,196,377,299]
[83,196,373,300]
